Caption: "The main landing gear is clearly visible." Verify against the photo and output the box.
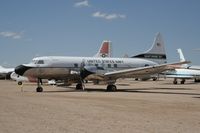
[180,79,185,84]
[106,84,117,92]
[173,78,185,84]
[36,78,43,92]
[75,83,85,91]
[194,78,200,82]
[75,83,117,92]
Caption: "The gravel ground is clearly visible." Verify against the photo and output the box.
[0,79,200,133]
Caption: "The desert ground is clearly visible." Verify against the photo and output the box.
[0,79,200,133]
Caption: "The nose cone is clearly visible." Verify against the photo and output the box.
[15,65,30,76]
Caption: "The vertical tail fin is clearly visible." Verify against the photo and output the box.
[177,48,188,68]
[132,32,167,64]
[177,48,185,62]
[94,40,112,58]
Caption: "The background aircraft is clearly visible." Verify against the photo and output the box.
[132,32,167,64]
[11,72,56,85]
[178,49,200,71]
[0,66,14,79]
[11,72,36,85]
[94,40,112,58]
[131,32,166,81]
[162,49,200,84]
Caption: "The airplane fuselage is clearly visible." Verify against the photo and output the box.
[164,68,200,79]
[15,56,157,80]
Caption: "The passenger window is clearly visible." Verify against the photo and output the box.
[114,64,117,68]
[108,64,111,68]
[145,64,149,67]
[37,60,44,64]
[95,64,98,67]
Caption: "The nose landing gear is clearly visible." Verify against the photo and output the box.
[36,78,43,92]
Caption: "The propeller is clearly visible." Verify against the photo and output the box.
[80,66,96,79]
[79,60,105,81]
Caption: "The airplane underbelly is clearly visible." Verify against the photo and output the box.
[24,67,71,79]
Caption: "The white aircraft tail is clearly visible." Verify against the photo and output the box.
[177,48,188,68]
[94,40,112,58]
[132,32,167,64]
[177,48,185,62]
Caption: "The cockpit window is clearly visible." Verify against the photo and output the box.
[37,60,44,64]
[30,59,45,64]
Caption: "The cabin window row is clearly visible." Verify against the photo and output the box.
[74,64,118,68]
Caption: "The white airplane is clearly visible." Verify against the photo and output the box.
[163,49,200,84]
[177,49,200,71]
[14,42,188,92]
[11,72,32,85]
[0,66,14,79]
[11,40,112,85]
[132,32,167,64]
[131,32,166,80]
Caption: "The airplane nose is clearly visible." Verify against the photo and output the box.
[15,65,30,76]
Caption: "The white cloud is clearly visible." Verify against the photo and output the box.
[0,31,23,39]
[74,0,89,7]
[93,12,106,18]
[92,11,126,20]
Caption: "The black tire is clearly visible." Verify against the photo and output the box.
[76,84,83,90]
[180,80,185,84]
[173,80,177,84]
[18,81,22,85]
[107,85,112,91]
[36,87,43,92]
[111,85,117,91]
[107,85,117,92]
[153,78,157,81]
[194,79,200,82]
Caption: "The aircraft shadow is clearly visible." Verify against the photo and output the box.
[117,89,200,96]
[43,86,200,96]
[192,97,200,99]
[162,82,200,85]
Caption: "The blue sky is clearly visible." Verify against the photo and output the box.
[0,0,200,67]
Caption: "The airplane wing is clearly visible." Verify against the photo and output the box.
[103,61,190,80]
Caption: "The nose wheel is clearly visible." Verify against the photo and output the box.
[36,86,43,92]
[36,78,43,92]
